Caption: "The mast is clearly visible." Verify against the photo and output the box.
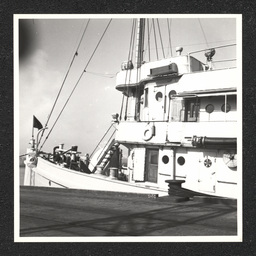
[135,18,145,68]
[134,18,145,121]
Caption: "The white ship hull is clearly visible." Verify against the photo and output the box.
[26,157,169,197]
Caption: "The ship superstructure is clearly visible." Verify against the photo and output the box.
[114,45,237,198]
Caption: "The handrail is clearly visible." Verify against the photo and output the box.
[188,43,236,55]
[96,130,116,161]
[89,123,115,158]
[89,123,118,173]
[187,43,236,73]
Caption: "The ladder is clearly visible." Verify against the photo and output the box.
[91,139,120,173]
[89,123,119,173]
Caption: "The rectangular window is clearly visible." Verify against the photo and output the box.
[170,98,184,122]
[185,99,200,122]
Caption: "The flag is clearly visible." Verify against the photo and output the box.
[33,115,43,130]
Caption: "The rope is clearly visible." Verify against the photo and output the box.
[38,20,90,146]
[124,19,137,121]
[142,19,153,62]
[147,19,151,62]
[156,19,165,59]
[85,71,116,78]
[39,19,112,151]
[120,19,136,120]
[198,19,209,48]
[167,18,173,57]
[134,19,145,121]
[152,19,159,60]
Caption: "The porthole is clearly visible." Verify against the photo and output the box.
[221,103,231,113]
[162,155,169,164]
[177,156,185,166]
[155,91,163,102]
[168,90,177,99]
[205,104,214,113]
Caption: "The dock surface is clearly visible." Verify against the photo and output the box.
[20,186,237,237]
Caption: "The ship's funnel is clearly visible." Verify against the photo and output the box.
[176,47,183,56]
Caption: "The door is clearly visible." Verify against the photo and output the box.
[198,151,217,193]
[145,149,158,183]
[133,148,146,181]
[147,84,167,121]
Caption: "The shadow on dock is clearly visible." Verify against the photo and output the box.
[20,186,237,237]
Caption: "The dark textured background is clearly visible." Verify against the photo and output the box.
[1,0,255,255]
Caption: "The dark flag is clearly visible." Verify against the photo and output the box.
[33,115,43,130]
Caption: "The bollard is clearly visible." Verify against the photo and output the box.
[165,180,186,196]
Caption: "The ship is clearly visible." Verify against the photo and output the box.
[23,17,240,199]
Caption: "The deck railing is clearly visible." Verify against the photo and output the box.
[187,43,237,72]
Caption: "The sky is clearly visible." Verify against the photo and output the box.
[16,15,238,156]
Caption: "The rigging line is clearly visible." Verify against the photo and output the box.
[156,19,165,59]
[147,19,151,62]
[152,19,159,60]
[167,18,173,57]
[125,19,137,121]
[38,19,90,146]
[134,18,144,121]
[44,19,90,127]
[85,71,116,78]
[128,19,136,61]
[89,123,114,158]
[143,19,153,62]
[198,18,209,48]
[39,19,112,151]
[120,19,136,120]
[76,20,90,52]
[147,38,236,51]
[179,39,236,47]
[84,19,112,72]
[39,71,84,151]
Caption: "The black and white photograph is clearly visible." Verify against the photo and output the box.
[14,14,242,242]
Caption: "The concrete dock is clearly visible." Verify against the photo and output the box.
[20,186,237,237]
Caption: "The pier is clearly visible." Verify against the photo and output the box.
[20,186,237,237]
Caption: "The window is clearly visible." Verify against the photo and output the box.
[221,103,231,113]
[155,91,163,102]
[162,155,169,164]
[150,153,158,164]
[185,99,200,122]
[205,104,214,113]
[169,90,177,99]
[177,156,185,166]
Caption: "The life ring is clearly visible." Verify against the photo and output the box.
[143,123,155,141]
